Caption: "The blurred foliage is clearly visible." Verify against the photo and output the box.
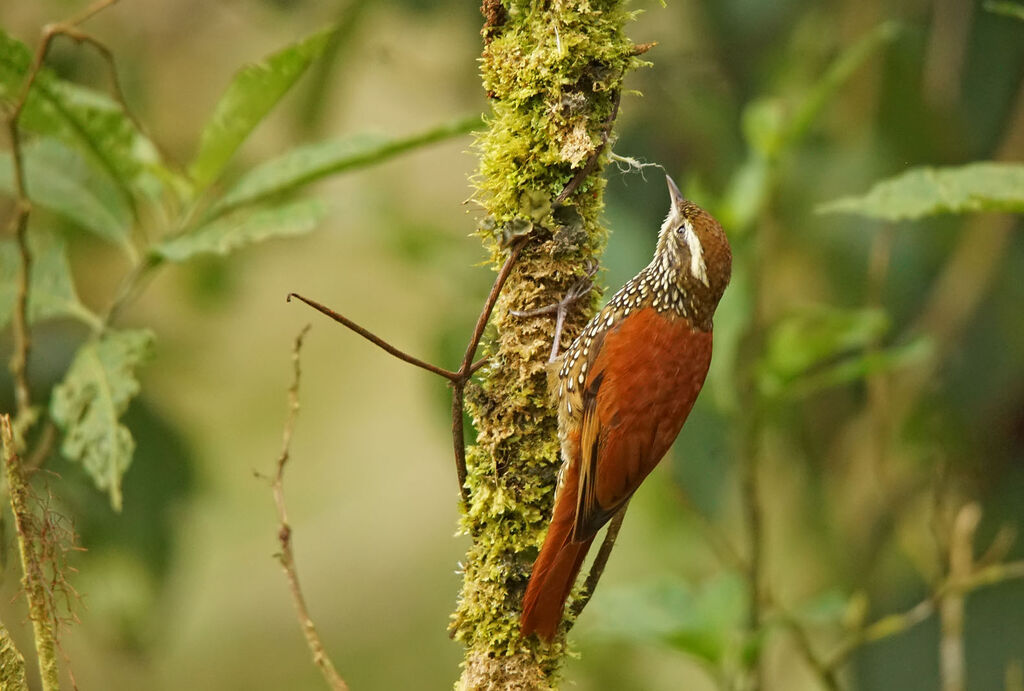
[588,572,747,668]
[819,162,1024,220]
[0,0,1021,690]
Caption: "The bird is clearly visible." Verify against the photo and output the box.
[519,175,733,641]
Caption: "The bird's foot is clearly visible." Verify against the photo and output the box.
[510,261,598,362]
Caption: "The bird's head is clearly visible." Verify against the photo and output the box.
[655,175,732,310]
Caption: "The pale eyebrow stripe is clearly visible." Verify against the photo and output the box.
[683,219,709,286]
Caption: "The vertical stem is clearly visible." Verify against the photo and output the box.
[740,402,765,691]
[736,208,772,691]
[1,416,60,691]
[451,3,640,688]
[7,123,34,421]
[940,504,980,691]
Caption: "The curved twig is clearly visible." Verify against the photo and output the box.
[287,293,460,381]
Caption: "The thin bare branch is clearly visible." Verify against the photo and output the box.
[771,603,842,691]
[270,326,349,691]
[65,0,120,27]
[287,293,459,380]
[450,380,470,503]
[4,0,125,427]
[458,238,526,376]
[568,501,629,623]
[448,239,528,500]
[824,557,1024,672]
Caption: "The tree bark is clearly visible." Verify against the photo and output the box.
[449,2,642,688]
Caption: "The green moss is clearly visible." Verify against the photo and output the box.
[451,1,642,687]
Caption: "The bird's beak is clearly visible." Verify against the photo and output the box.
[665,174,685,208]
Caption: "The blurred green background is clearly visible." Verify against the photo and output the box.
[1,0,1022,689]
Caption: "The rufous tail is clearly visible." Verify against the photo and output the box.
[520,501,595,641]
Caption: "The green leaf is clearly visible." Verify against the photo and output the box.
[0,227,97,330]
[0,30,168,204]
[0,138,133,247]
[818,163,1024,221]
[759,306,889,398]
[758,308,935,401]
[51,329,154,511]
[151,199,325,262]
[588,573,746,665]
[787,337,933,400]
[189,27,334,190]
[984,1,1024,20]
[210,114,481,216]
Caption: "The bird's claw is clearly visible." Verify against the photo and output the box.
[509,261,599,361]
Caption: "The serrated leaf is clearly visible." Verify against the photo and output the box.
[152,199,325,262]
[588,573,746,665]
[0,227,96,330]
[818,163,1024,221]
[189,27,334,190]
[0,30,168,204]
[51,329,154,511]
[210,114,481,216]
[0,138,133,247]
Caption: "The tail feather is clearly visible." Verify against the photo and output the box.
[521,505,595,641]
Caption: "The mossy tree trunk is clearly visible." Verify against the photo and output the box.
[449,2,641,688]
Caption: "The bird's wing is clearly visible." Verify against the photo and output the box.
[572,307,713,542]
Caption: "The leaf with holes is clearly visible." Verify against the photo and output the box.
[0,226,97,330]
[189,27,333,190]
[818,163,1024,221]
[0,30,168,204]
[152,199,324,262]
[51,329,155,511]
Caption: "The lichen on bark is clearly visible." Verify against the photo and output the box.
[450,2,643,688]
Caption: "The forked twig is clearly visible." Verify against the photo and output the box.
[288,88,620,525]
[288,237,526,503]
[270,325,349,691]
[449,237,527,495]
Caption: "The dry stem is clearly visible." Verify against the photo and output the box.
[2,416,60,691]
[270,326,349,691]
